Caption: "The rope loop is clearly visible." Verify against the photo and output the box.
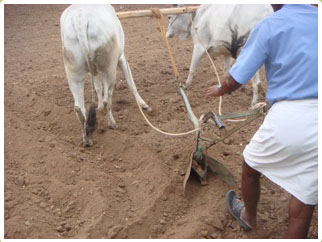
[150,8,161,19]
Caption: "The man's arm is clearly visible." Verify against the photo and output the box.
[205,74,242,99]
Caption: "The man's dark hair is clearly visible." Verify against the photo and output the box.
[271,4,284,12]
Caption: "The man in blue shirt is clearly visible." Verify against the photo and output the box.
[205,4,318,238]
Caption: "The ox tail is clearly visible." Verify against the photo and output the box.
[222,25,250,59]
[72,9,97,133]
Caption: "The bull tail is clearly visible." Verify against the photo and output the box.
[85,102,97,137]
[72,9,97,133]
[221,25,250,59]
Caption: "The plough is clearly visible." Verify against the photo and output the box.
[179,87,270,190]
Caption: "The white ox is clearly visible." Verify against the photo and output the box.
[60,4,150,147]
[166,4,273,107]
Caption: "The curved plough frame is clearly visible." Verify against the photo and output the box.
[179,87,270,191]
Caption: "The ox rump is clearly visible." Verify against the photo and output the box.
[60,4,151,147]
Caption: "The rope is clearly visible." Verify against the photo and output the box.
[189,14,247,122]
[124,58,199,137]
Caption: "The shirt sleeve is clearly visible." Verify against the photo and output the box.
[229,21,269,85]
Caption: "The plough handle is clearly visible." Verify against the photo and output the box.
[179,87,200,130]
[212,112,225,129]
[202,112,225,129]
[219,104,271,120]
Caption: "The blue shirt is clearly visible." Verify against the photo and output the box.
[230,4,318,105]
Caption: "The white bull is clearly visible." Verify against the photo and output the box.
[60,4,150,147]
[166,4,273,107]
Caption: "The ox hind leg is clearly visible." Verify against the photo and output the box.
[184,44,205,89]
[93,76,104,110]
[65,69,93,147]
[118,53,151,111]
[250,71,261,109]
[102,68,118,129]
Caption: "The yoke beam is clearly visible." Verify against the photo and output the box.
[117,6,198,19]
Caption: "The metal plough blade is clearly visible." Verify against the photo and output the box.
[183,152,236,191]
[203,154,236,187]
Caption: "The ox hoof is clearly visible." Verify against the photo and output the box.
[143,106,153,112]
[108,123,118,129]
[83,139,93,147]
[97,104,104,111]
[183,84,190,90]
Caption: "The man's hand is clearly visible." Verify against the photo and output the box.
[205,84,222,98]
[205,74,242,99]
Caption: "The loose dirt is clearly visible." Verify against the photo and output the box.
[4,4,318,239]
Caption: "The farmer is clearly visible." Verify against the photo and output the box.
[205,4,318,239]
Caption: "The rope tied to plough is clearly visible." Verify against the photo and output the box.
[124,60,200,136]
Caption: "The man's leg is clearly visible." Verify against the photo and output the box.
[241,159,261,229]
[283,195,315,238]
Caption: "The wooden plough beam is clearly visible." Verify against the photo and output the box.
[117,6,198,80]
[117,6,198,19]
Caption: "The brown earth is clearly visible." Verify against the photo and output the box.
[4,4,318,239]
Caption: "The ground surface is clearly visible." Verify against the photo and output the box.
[4,4,318,239]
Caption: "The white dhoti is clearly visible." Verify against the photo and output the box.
[243,99,318,205]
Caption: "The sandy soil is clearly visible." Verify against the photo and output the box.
[4,4,318,239]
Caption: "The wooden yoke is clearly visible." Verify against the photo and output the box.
[116,6,198,19]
